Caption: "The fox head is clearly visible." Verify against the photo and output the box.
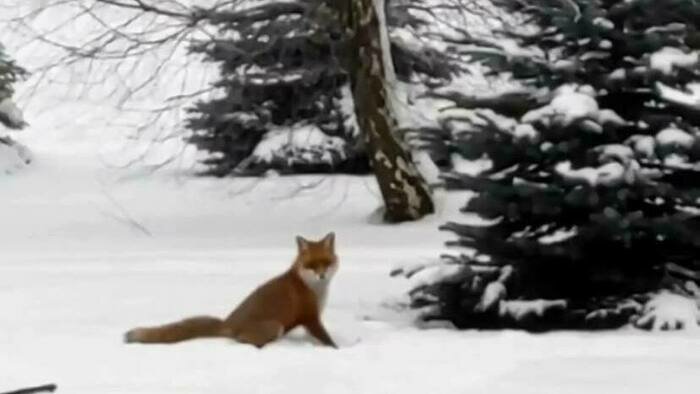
[294,232,338,284]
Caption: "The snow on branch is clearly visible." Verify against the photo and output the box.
[655,81,700,110]
[649,47,699,76]
[522,84,627,131]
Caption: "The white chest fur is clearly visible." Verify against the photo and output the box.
[298,264,337,312]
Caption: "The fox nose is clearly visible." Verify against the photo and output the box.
[319,273,326,280]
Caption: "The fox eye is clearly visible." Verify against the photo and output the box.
[307,260,328,270]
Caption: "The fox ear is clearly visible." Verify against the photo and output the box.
[322,232,335,250]
[296,236,309,252]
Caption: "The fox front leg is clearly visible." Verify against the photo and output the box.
[234,320,286,349]
[304,318,337,348]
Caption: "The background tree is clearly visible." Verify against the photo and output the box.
[185,2,369,176]
[6,0,462,222]
[397,0,700,329]
[0,42,27,130]
[184,0,460,179]
[0,42,31,172]
[324,0,437,222]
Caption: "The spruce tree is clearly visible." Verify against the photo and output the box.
[185,1,457,177]
[398,0,700,330]
[185,2,367,176]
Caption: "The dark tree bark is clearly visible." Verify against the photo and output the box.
[329,0,435,222]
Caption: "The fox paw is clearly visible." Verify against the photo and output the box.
[634,292,700,331]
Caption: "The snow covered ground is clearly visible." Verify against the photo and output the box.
[2,2,700,393]
[3,149,700,394]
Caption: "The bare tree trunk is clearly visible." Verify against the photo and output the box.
[330,0,435,223]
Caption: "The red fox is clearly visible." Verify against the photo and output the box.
[124,233,339,348]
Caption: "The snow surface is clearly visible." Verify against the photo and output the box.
[2,2,700,393]
[9,134,694,394]
[3,149,700,394]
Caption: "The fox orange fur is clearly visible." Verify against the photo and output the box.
[124,233,339,348]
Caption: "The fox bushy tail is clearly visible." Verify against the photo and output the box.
[125,316,226,344]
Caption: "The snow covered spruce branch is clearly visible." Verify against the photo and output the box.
[396,256,700,330]
[395,0,700,331]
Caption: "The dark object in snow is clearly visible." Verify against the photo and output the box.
[1,384,57,394]
[403,0,700,330]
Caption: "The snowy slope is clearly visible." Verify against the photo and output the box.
[1,150,459,255]
[4,253,699,394]
[3,152,700,394]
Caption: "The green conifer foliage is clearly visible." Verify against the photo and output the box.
[399,0,700,330]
